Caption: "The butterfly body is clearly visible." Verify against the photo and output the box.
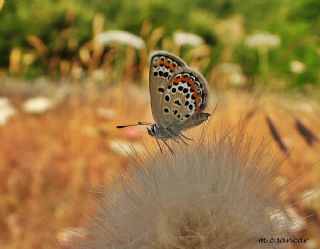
[148,112,210,140]
[147,124,177,141]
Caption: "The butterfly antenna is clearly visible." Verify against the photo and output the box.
[156,139,163,153]
[116,121,153,129]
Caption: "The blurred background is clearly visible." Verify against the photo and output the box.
[0,0,320,248]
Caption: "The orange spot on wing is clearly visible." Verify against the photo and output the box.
[193,94,200,111]
[173,77,181,84]
[164,60,179,72]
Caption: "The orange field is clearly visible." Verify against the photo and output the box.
[0,81,320,248]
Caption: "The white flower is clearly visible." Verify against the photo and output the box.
[23,96,54,114]
[173,31,204,47]
[290,60,305,74]
[95,30,145,49]
[0,97,17,126]
[245,32,281,49]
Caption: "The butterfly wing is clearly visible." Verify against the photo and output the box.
[149,51,187,124]
[160,67,210,129]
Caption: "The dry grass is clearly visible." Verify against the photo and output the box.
[0,87,143,248]
[0,83,320,248]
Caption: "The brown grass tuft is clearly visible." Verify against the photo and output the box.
[265,115,288,155]
[294,118,319,146]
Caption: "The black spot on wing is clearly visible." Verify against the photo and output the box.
[174,99,181,106]
[158,87,164,93]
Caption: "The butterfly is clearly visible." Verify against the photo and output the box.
[117,51,210,153]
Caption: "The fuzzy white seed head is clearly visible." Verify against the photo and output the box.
[77,131,291,249]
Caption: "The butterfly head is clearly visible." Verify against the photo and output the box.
[147,124,157,137]
[147,123,173,140]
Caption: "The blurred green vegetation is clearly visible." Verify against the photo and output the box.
[0,0,319,89]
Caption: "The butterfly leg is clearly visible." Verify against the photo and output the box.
[180,133,193,141]
[156,139,163,153]
[161,139,174,154]
[176,134,189,145]
[167,129,182,143]
[172,138,180,144]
